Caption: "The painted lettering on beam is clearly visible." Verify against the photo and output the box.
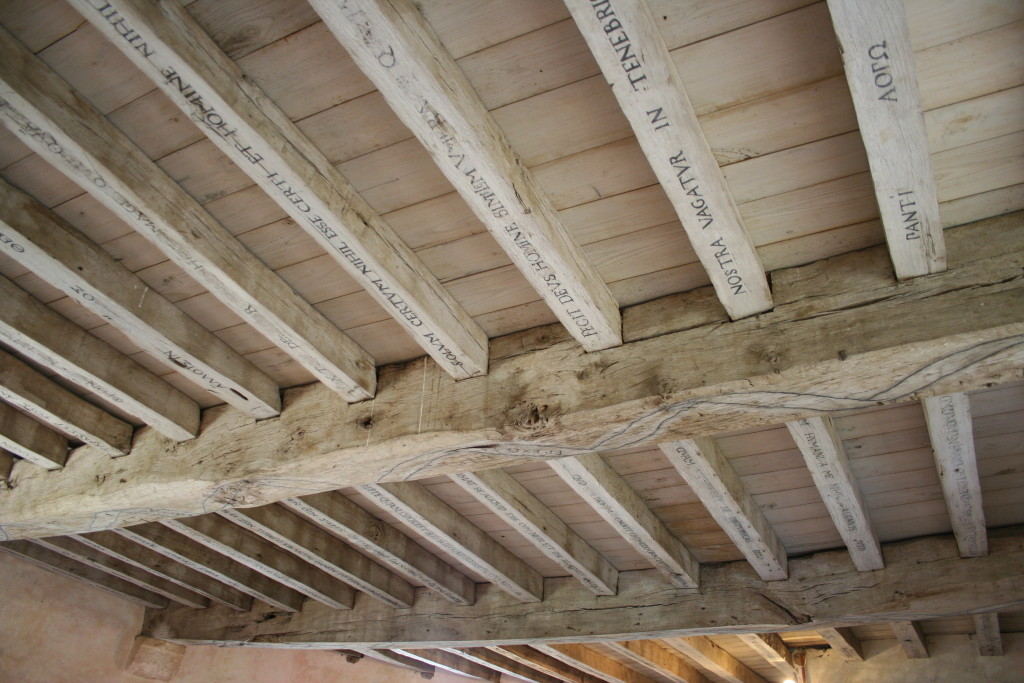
[935,395,982,553]
[867,41,897,102]
[894,190,922,241]
[588,0,648,92]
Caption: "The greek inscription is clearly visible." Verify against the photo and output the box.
[867,41,897,102]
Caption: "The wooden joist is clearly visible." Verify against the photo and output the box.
[349,648,435,677]
[734,633,796,680]
[922,393,987,557]
[450,647,565,683]
[69,0,488,379]
[826,0,945,279]
[395,649,500,682]
[310,0,622,351]
[358,481,544,602]
[605,640,707,683]
[0,212,1020,539]
[0,176,281,419]
[551,454,699,588]
[0,274,199,442]
[786,416,883,571]
[973,613,1003,657]
[890,621,929,659]
[452,468,619,595]
[660,637,765,683]
[497,645,601,683]
[0,450,13,481]
[658,439,787,581]
[0,349,132,457]
[563,0,771,319]
[0,26,376,402]
[818,627,864,662]
[536,643,654,683]
[0,400,67,470]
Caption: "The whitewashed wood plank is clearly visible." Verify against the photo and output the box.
[0,400,67,470]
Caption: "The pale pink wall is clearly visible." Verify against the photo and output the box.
[0,551,472,683]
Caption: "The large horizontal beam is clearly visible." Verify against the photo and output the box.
[0,214,1021,539]
[143,527,1024,648]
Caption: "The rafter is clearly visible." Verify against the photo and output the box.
[0,400,67,470]
[68,0,487,379]
[310,0,622,351]
[974,613,1003,657]
[535,644,654,683]
[348,648,435,677]
[395,649,500,682]
[818,627,863,662]
[450,647,565,683]
[734,633,796,680]
[660,637,765,683]
[890,621,929,659]
[605,641,706,683]
[497,645,601,683]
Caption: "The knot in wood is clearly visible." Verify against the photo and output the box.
[210,479,261,507]
[507,403,552,432]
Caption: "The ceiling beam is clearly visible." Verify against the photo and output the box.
[450,647,565,683]
[0,176,280,419]
[534,644,655,683]
[733,633,796,680]
[563,0,770,319]
[605,640,707,683]
[143,527,1024,648]
[395,649,500,682]
[659,438,786,580]
[973,613,1003,657]
[0,25,375,401]
[0,213,1020,539]
[0,399,67,470]
[890,621,929,659]
[69,0,487,378]
[786,416,883,570]
[496,645,602,683]
[349,648,435,677]
[818,627,864,662]
[310,0,622,351]
[661,637,765,683]
[825,0,944,279]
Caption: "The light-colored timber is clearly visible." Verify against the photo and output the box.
[826,0,945,279]
[974,613,1003,656]
[660,637,765,683]
[450,647,564,683]
[309,0,622,351]
[786,416,884,570]
[0,399,67,470]
[535,643,655,683]
[497,645,601,683]
[733,633,797,679]
[350,648,435,677]
[890,621,929,659]
[658,438,787,580]
[818,627,863,662]
[563,0,771,319]
[395,649,500,682]
[0,25,376,401]
[605,640,707,683]
[69,0,488,379]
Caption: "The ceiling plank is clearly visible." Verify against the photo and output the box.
[358,481,544,602]
[450,647,565,683]
[0,176,281,419]
[0,274,198,442]
[890,620,929,659]
[818,627,864,662]
[395,649,500,682]
[973,613,1003,657]
[733,633,797,680]
[162,515,355,610]
[452,468,619,595]
[0,25,375,402]
[142,527,1024,648]
[922,393,987,557]
[349,648,435,677]
[659,438,787,580]
[76,530,253,611]
[219,504,415,608]
[309,0,622,351]
[282,491,475,606]
[116,523,305,612]
[605,640,707,683]
[0,212,1020,539]
[825,0,945,279]
[563,0,770,319]
[0,349,132,457]
[660,637,765,683]
[496,645,602,683]
[0,399,67,470]
[534,644,656,683]
[69,0,488,379]
[0,540,168,609]
[786,416,884,570]
[550,453,699,588]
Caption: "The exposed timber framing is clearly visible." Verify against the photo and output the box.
[0,213,1021,539]
[309,0,622,351]
[535,643,653,683]
[564,0,771,319]
[922,393,987,557]
[452,468,619,595]
[826,0,945,279]
[0,176,281,419]
[0,349,132,457]
[450,647,564,683]
[350,648,435,677]
[605,640,706,683]
[659,438,787,580]
[0,399,67,470]
[973,613,1003,657]
[395,649,500,682]
[0,450,13,481]
[734,633,796,680]
[661,637,765,683]
[890,621,929,659]
[818,627,864,662]
[550,454,699,588]
[70,0,487,379]
[143,528,1024,648]
[497,645,599,683]
[0,274,199,442]
[0,26,376,401]
[786,416,884,570]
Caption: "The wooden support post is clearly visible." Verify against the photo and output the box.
[661,637,766,683]
[890,621,929,659]
[786,416,884,570]
[974,613,1003,657]
[0,400,67,470]
[819,627,864,662]
[734,633,796,680]
[605,641,707,683]
[659,439,787,580]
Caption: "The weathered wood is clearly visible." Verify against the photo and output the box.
[535,644,654,683]
[563,0,770,319]
[0,176,281,419]
[358,481,543,602]
[733,633,796,679]
[70,0,488,379]
[660,637,765,683]
[497,645,601,683]
[452,468,618,595]
[0,214,1021,539]
[826,0,945,279]
[0,25,376,401]
[351,648,435,677]
[786,416,883,570]
[551,454,699,588]
[818,627,863,662]
[0,275,198,443]
[890,620,929,659]
[0,450,13,481]
[116,523,304,612]
[0,349,132,457]
[282,491,475,605]
[310,0,622,351]
[973,613,1003,656]
[219,504,414,608]
[0,399,67,470]
[395,649,500,682]
[451,647,564,683]
[0,540,168,609]
[163,515,355,610]
[605,641,706,683]
[922,393,987,557]
[659,438,787,580]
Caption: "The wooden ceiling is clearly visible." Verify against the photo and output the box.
[0,0,1021,681]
